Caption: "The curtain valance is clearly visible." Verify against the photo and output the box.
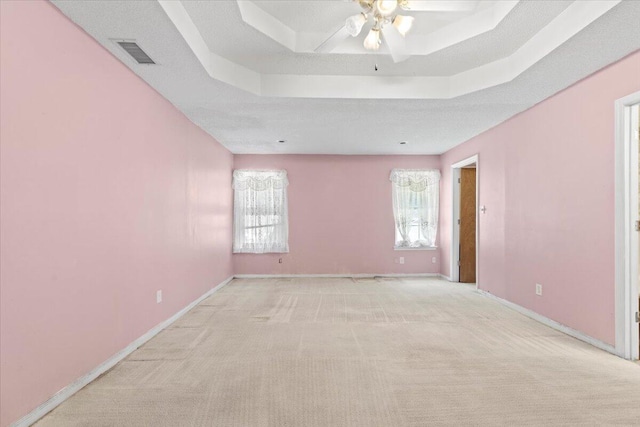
[233,170,288,191]
[389,169,440,192]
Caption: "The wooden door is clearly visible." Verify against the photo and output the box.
[459,168,476,283]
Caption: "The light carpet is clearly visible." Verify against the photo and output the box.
[35,277,640,426]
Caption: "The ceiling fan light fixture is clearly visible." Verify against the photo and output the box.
[346,12,367,37]
[392,15,414,36]
[363,28,381,50]
[375,0,398,17]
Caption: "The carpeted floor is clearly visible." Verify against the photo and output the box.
[36,277,640,426]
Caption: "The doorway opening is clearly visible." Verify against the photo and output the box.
[614,91,640,360]
[636,102,640,360]
[451,155,479,286]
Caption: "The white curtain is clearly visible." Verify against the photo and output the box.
[390,169,440,248]
[233,170,289,253]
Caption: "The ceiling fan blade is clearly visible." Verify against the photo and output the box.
[400,1,478,12]
[315,26,351,53]
[381,25,410,63]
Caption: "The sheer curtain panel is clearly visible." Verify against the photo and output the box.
[389,169,440,249]
[233,170,289,253]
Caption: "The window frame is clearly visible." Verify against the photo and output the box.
[232,169,289,254]
[390,169,440,251]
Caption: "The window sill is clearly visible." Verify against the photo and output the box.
[233,248,289,254]
[394,246,438,251]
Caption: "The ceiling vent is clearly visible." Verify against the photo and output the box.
[116,41,155,64]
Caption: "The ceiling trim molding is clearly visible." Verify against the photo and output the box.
[402,0,517,57]
[157,0,621,99]
[236,1,297,51]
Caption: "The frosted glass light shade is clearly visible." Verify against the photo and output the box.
[346,13,367,37]
[393,15,414,36]
[363,28,381,50]
[376,0,398,16]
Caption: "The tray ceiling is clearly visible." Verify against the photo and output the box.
[50,0,640,154]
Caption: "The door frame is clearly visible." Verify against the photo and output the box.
[614,90,640,360]
[451,154,479,287]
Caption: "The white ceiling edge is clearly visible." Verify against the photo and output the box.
[237,0,518,55]
[451,0,623,97]
[236,1,297,52]
[157,0,261,95]
[157,0,621,99]
[400,1,515,57]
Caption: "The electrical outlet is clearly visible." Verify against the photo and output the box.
[156,290,162,303]
[399,257,405,264]
[535,284,542,296]
[432,256,437,264]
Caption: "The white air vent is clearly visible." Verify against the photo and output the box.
[116,41,155,64]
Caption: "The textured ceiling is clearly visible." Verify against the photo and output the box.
[51,0,640,155]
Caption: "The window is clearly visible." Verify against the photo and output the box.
[389,169,440,249]
[232,170,289,253]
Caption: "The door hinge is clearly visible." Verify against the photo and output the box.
[635,221,640,232]
[636,312,639,323]
[457,219,461,225]
[458,260,461,266]
[458,178,461,184]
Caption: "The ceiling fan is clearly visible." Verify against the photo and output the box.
[315,0,418,63]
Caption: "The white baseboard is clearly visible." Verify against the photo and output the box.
[234,273,440,279]
[438,274,452,281]
[11,276,234,427]
[234,274,368,279]
[478,290,617,355]
[375,273,439,278]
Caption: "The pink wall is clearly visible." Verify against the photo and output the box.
[233,155,441,275]
[0,2,233,426]
[440,50,640,346]
[2,0,638,424]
